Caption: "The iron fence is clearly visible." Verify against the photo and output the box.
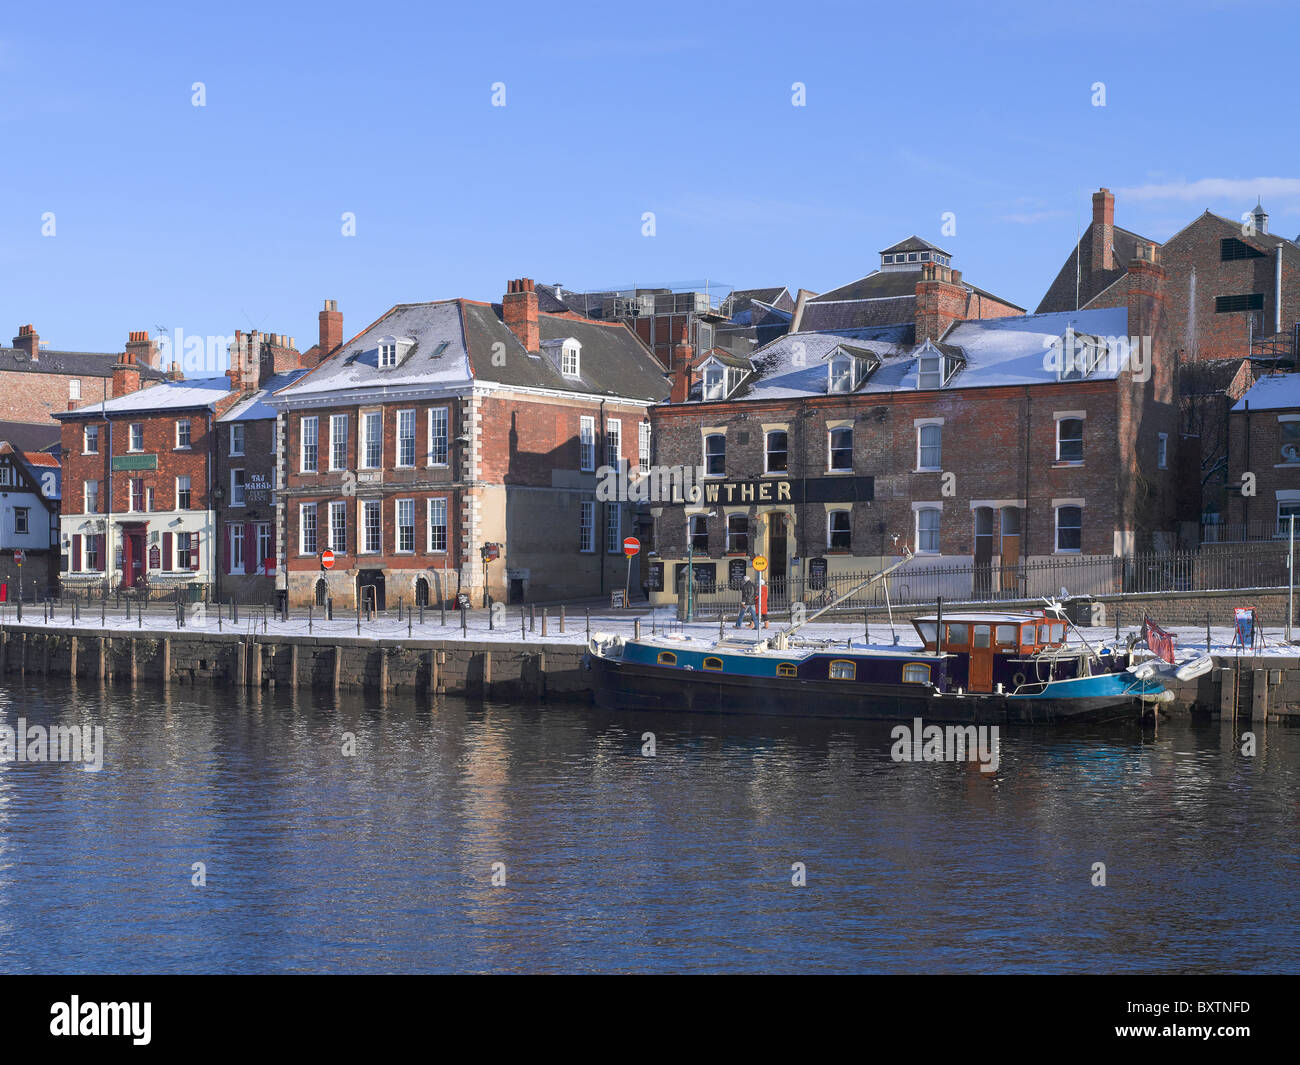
[679,544,1296,619]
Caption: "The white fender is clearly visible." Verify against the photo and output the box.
[1174,655,1214,682]
[1129,660,1161,681]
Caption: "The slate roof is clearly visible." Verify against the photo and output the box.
[53,377,234,419]
[0,420,61,453]
[274,299,671,406]
[0,348,166,380]
[1036,224,1156,314]
[218,369,310,422]
[675,307,1132,404]
[880,234,952,256]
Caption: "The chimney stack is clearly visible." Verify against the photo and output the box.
[112,336,144,397]
[317,299,343,365]
[503,278,540,352]
[124,329,157,369]
[1091,188,1116,274]
[12,324,38,361]
[669,326,694,402]
[914,266,965,342]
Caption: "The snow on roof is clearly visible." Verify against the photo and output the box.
[54,377,233,417]
[219,369,310,422]
[273,301,471,400]
[1232,373,1300,412]
[710,306,1131,402]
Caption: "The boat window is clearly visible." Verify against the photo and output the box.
[972,626,991,648]
[1020,624,1036,648]
[903,663,930,684]
[995,624,1018,646]
[1050,623,1065,644]
[916,622,938,643]
[657,651,677,666]
[703,657,723,671]
[947,623,969,645]
[776,663,798,677]
[1038,623,1050,643]
[829,660,856,680]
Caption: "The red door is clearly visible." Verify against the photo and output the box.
[969,624,994,693]
[123,531,146,588]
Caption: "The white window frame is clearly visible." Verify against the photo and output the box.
[329,500,347,554]
[229,523,246,575]
[230,467,246,507]
[175,419,191,449]
[395,498,415,553]
[606,418,622,468]
[917,421,942,472]
[83,424,99,455]
[561,341,580,378]
[128,423,144,452]
[605,504,621,553]
[256,523,272,573]
[129,477,144,513]
[176,475,191,510]
[299,503,318,556]
[829,356,853,393]
[764,429,788,474]
[69,378,81,401]
[638,422,651,472]
[378,342,397,368]
[229,423,244,457]
[427,407,449,467]
[396,410,416,468]
[1056,416,1084,464]
[427,498,448,553]
[329,414,349,471]
[84,480,100,514]
[828,426,853,472]
[579,500,595,552]
[704,433,726,478]
[1054,504,1083,554]
[579,416,596,472]
[703,364,725,400]
[361,411,382,469]
[915,506,941,555]
[300,415,319,473]
[360,499,381,553]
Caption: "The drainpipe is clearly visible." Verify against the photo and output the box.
[1276,244,1284,336]
[1243,400,1250,530]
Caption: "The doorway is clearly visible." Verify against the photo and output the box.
[357,570,386,612]
[122,526,146,589]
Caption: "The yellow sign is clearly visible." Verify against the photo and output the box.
[752,555,768,572]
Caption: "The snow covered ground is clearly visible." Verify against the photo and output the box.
[2,603,1295,659]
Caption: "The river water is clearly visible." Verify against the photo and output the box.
[0,677,1296,974]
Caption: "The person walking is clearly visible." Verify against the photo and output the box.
[735,576,758,629]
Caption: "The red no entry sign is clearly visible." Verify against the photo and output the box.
[320,549,335,570]
[623,536,640,558]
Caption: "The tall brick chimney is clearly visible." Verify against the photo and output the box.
[317,299,343,364]
[12,325,38,361]
[1091,188,1116,275]
[124,329,157,369]
[914,263,967,342]
[1126,241,1165,343]
[267,332,300,376]
[112,338,143,397]
[503,278,540,352]
[669,326,694,402]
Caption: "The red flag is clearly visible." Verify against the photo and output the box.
[1142,617,1175,664]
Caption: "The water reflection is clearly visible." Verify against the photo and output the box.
[0,677,1296,974]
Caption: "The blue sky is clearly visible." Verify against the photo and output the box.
[3,0,1298,365]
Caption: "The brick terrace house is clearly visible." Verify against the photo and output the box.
[0,441,60,598]
[1227,373,1300,540]
[53,328,312,599]
[270,279,670,610]
[1,324,166,427]
[649,246,1177,603]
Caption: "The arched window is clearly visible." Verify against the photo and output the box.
[776,663,798,677]
[703,657,723,671]
[415,577,430,607]
[657,651,678,666]
[314,578,328,607]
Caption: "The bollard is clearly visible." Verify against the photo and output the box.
[461,606,467,637]
[489,600,495,631]
[586,607,590,640]
[309,605,313,634]
[231,598,238,624]
[327,596,334,621]
[541,609,547,638]
[634,618,641,641]
[138,599,143,628]
[408,610,412,638]
[101,597,106,626]
[356,600,361,635]
[530,605,535,633]
[521,607,526,640]
[560,604,565,634]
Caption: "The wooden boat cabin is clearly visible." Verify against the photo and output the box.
[911,611,1069,695]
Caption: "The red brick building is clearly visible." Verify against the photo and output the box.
[271,279,670,609]
[1227,373,1300,540]
[1038,188,1300,364]
[53,328,311,599]
[649,245,1177,602]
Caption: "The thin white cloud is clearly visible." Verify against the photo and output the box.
[1116,177,1300,202]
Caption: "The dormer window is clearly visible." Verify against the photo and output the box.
[376,334,414,369]
[1056,333,1107,381]
[919,252,930,261]
[704,364,725,400]
[561,340,581,378]
[829,355,854,393]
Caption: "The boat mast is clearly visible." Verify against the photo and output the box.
[769,551,913,650]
